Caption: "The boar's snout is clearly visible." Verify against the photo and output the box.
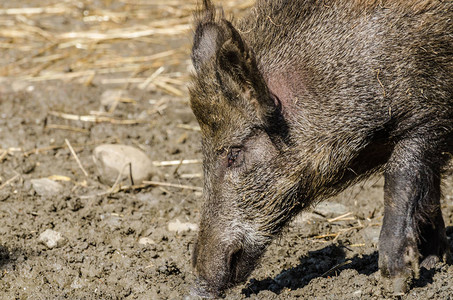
[192,232,256,298]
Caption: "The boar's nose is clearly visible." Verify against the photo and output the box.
[191,239,245,297]
[226,246,243,283]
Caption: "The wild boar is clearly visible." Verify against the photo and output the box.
[189,0,452,297]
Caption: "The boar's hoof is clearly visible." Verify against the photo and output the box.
[420,255,440,270]
[420,249,451,270]
[379,237,421,295]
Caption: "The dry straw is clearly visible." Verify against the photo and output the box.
[0,1,254,92]
[0,1,195,94]
[0,0,252,195]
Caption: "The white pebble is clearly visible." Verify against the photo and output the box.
[71,278,85,289]
[92,144,156,186]
[31,178,63,197]
[168,219,198,234]
[138,237,156,245]
[39,229,67,249]
[292,212,324,225]
[314,201,348,216]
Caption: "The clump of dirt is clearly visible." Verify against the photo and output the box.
[0,1,452,299]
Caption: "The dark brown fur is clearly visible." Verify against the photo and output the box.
[189,0,452,297]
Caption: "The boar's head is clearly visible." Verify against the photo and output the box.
[189,1,304,297]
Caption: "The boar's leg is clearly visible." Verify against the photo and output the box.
[378,137,449,295]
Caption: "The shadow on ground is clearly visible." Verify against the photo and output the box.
[243,226,453,297]
[243,244,379,297]
[0,245,12,268]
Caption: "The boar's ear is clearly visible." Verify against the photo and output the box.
[192,24,222,72]
[217,23,277,122]
[191,0,223,72]
[216,22,251,80]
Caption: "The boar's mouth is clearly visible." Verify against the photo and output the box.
[191,278,219,298]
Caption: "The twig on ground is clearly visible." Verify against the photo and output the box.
[128,162,134,186]
[314,225,364,241]
[48,175,72,181]
[49,111,152,125]
[0,7,67,15]
[108,162,132,194]
[153,79,184,96]
[320,260,352,277]
[58,25,190,41]
[142,180,202,191]
[65,139,89,177]
[177,124,201,131]
[46,124,90,133]
[23,141,100,157]
[23,145,64,156]
[0,174,20,191]
[138,66,165,90]
[0,150,8,162]
[81,177,202,199]
[173,159,184,175]
[152,159,201,167]
[327,212,354,223]
[313,233,339,239]
[180,173,202,179]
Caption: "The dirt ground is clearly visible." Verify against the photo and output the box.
[0,1,452,299]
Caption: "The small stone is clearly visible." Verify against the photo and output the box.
[68,197,84,212]
[157,260,181,276]
[21,159,36,174]
[138,237,156,245]
[183,295,201,300]
[168,219,198,234]
[71,278,85,289]
[39,229,67,249]
[0,190,9,202]
[292,212,324,225]
[31,178,63,197]
[92,144,156,186]
[291,212,323,236]
[314,201,348,216]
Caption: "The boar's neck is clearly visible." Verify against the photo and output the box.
[262,65,392,205]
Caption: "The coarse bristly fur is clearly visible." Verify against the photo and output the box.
[189,0,452,297]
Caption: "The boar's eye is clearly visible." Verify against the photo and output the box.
[227,147,242,168]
